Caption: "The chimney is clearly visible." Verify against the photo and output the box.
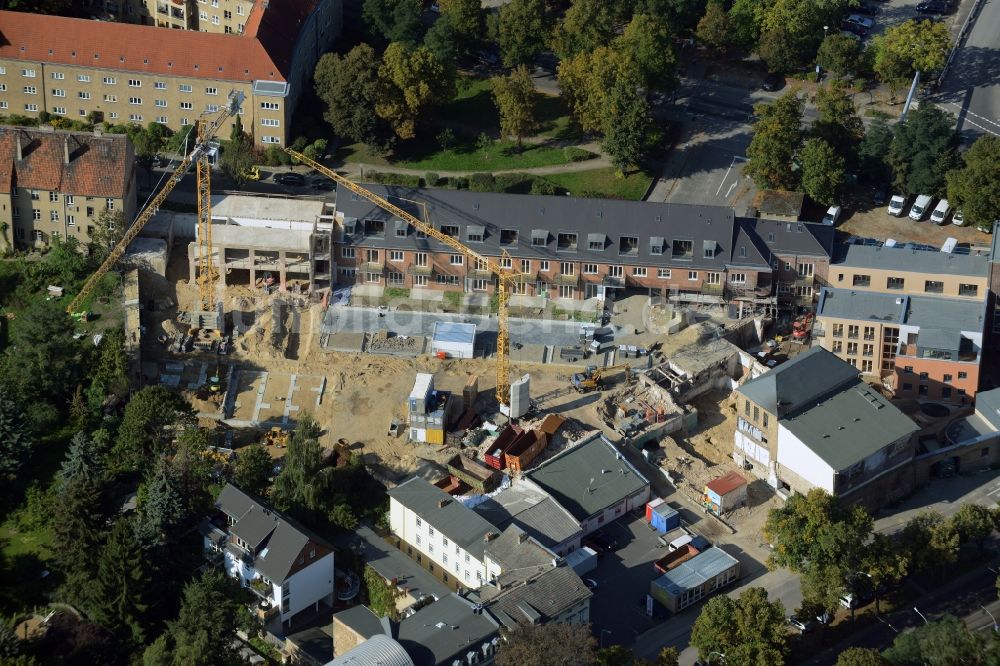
[437,499,450,508]
[517,531,528,544]
[64,136,70,165]
[15,134,22,161]
[483,531,498,542]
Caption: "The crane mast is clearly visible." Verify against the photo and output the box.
[284,148,519,407]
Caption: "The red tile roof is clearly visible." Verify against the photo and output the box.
[0,0,319,83]
[0,128,132,197]
[705,471,747,497]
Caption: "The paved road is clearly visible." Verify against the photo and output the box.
[937,0,1000,138]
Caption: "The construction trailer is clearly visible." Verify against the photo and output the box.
[645,498,680,534]
[408,373,458,444]
[650,548,741,613]
[431,321,477,359]
[703,471,749,516]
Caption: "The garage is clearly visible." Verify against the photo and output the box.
[431,321,476,359]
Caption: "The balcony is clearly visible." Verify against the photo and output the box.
[554,273,580,286]
[812,326,825,338]
[171,7,184,18]
[701,283,724,296]
[156,3,168,12]
[603,275,624,288]
[511,270,537,283]
[468,267,493,279]
[407,264,433,275]
[361,261,385,272]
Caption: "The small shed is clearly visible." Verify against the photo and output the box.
[564,547,598,576]
[703,471,748,516]
[645,498,680,534]
[431,321,477,359]
[752,190,805,223]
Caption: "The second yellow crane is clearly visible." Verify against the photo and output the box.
[285,148,520,409]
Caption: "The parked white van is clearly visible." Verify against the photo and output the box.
[930,199,951,224]
[909,194,933,220]
[887,194,908,216]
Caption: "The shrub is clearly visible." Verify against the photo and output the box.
[366,171,422,187]
[530,178,557,195]
[469,172,496,192]
[451,176,469,190]
[437,128,457,151]
[425,172,440,187]
[563,147,596,163]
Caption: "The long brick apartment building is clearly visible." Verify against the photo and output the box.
[0,127,136,248]
[328,185,835,307]
[0,0,342,146]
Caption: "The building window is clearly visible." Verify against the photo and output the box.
[179,84,193,93]
[50,88,64,97]
[128,97,141,105]
[180,101,193,110]
[924,280,944,294]
[32,209,41,220]
[658,269,670,279]
[103,76,117,85]
[261,101,279,110]
[846,342,858,356]
[67,215,75,227]
[943,374,952,384]
[53,106,66,115]
[832,340,842,353]
[154,99,167,108]
[958,372,968,380]
[633,267,647,277]
[852,274,871,287]
[224,9,231,18]
[77,74,91,82]
[24,104,38,112]
[796,263,814,277]
[50,211,59,221]
[128,79,140,87]
[103,94,117,102]
[729,272,746,284]
[560,262,575,276]
[449,255,463,266]
[262,136,280,144]
[154,81,166,89]
[472,279,487,291]
[155,116,167,124]
[583,263,597,274]
[832,323,843,337]
[50,71,64,80]
[753,406,759,422]
[918,385,929,396]
[861,360,873,373]
[206,104,219,113]
[205,86,218,95]
[862,343,874,357]
[959,283,979,297]
[261,118,279,127]
[20,68,36,78]
[414,252,427,266]
[688,271,698,281]
[22,86,36,95]
[109,112,118,119]
[129,114,142,122]
[387,251,404,263]
[847,325,859,339]
[887,277,904,290]
[106,199,115,210]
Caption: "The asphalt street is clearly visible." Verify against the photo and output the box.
[937,0,1000,138]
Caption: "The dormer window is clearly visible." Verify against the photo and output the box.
[619,236,639,256]
[531,229,548,247]
[466,225,485,243]
[500,229,518,245]
[363,219,385,237]
[588,233,605,251]
[395,220,408,238]
[441,224,459,238]
[557,232,577,251]
[649,236,665,255]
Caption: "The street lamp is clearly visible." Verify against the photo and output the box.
[982,605,999,632]
[707,652,727,664]
[914,607,930,625]
[816,26,829,77]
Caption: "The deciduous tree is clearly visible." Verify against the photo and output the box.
[492,66,537,148]
[89,209,126,261]
[696,2,731,53]
[800,138,845,206]
[873,19,951,85]
[745,90,805,190]
[883,615,984,665]
[616,14,678,95]
[950,502,997,552]
[691,587,788,665]
[886,104,958,196]
[858,116,894,182]
[111,385,194,473]
[219,132,255,188]
[439,0,484,49]
[233,445,273,497]
[315,45,392,149]
[557,47,633,135]
[497,0,548,68]
[1,298,79,412]
[835,647,888,666]
[376,43,456,140]
[947,135,1000,231]
[602,79,654,176]
[817,33,863,78]
[496,622,597,666]
[550,0,616,59]
[898,510,959,576]
[424,13,461,62]
[0,391,30,478]
[813,79,864,167]
[362,0,423,44]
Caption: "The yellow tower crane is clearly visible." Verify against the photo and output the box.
[67,91,243,320]
[284,148,521,409]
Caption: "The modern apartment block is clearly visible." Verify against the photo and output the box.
[0,127,136,249]
[815,243,991,403]
[0,0,342,146]
[331,185,835,305]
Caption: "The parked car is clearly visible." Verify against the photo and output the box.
[275,172,305,186]
[873,183,889,206]
[789,616,816,633]
[909,194,933,220]
[845,14,875,28]
[953,209,965,226]
[917,0,949,14]
[841,20,868,35]
[821,205,842,226]
[762,72,785,91]
[311,178,336,191]
[930,198,951,224]
[888,194,908,216]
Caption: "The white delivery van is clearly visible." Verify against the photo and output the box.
[909,194,933,220]
[887,194,908,216]
[930,199,951,224]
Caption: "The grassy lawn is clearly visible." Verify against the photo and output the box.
[544,168,655,200]
[0,520,53,561]
[437,76,499,131]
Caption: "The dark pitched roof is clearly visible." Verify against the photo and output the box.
[523,435,649,522]
[333,604,390,641]
[743,218,835,259]
[396,594,499,666]
[353,525,450,603]
[483,526,555,580]
[471,485,581,550]
[480,565,591,630]
[334,184,752,270]
[215,483,329,582]
[737,347,860,416]
[0,128,132,197]
[387,477,496,560]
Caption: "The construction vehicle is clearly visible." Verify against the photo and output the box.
[571,364,633,393]
[67,91,244,319]
[264,426,290,448]
[284,148,524,411]
[240,165,260,181]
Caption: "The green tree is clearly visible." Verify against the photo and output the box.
[696,2,731,53]
[947,135,1000,231]
[800,138,845,206]
[550,0,616,59]
[817,33,863,78]
[835,647,888,666]
[498,0,548,68]
[439,0,484,49]
[635,0,709,34]
[170,428,214,519]
[655,647,680,666]
[270,415,328,517]
[85,327,130,412]
[813,79,864,167]
[424,13,461,62]
[363,565,402,620]
[757,25,800,74]
[59,431,105,488]
[219,133,255,188]
[89,209,126,261]
[898,511,959,576]
[858,116,894,182]
[52,473,108,608]
[886,104,958,196]
[376,42,456,140]
[1,298,79,410]
[873,19,951,87]
[492,66,537,148]
[315,45,388,149]
[883,615,983,665]
[859,533,908,615]
[89,517,154,645]
[616,14,678,95]
[691,587,788,665]
[0,391,30,477]
[496,622,598,666]
[557,46,633,134]
[597,645,637,666]
[233,445,273,497]
[143,569,251,666]
[950,503,996,552]
[363,0,423,44]
[111,385,194,473]
[602,79,654,176]
[745,90,805,190]
[137,458,186,545]
[728,0,767,52]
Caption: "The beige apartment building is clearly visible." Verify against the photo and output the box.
[121,0,254,33]
[0,127,137,249]
[815,243,992,403]
[0,0,342,147]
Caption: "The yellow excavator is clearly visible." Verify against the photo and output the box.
[571,364,633,393]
